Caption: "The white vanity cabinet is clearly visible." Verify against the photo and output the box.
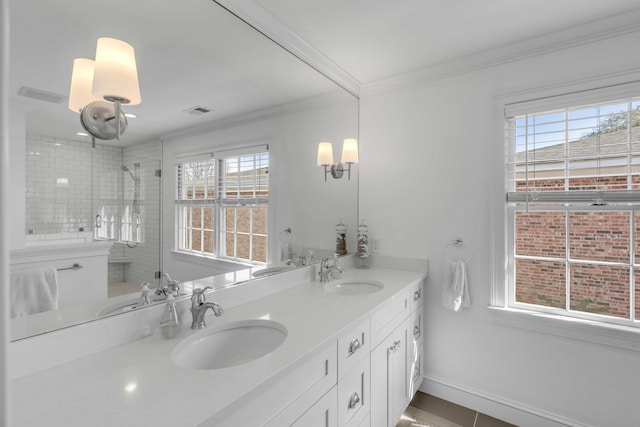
[10,241,112,309]
[265,280,423,427]
[370,280,424,427]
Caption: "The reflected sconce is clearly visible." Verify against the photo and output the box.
[68,37,141,141]
[317,138,359,181]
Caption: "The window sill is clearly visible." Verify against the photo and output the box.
[169,250,255,269]
[489,306,640,352]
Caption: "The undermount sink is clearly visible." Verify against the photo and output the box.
[171,319,287,370]
[252,266,292,277]
[323,279,384,295]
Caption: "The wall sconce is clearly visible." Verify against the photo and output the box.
[317,138,359,181]
[68,37,141,141]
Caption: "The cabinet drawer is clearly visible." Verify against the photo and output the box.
[409,350,422,397]
[225,342,337,427]
[337,318,370,379]
[408,280,424,314]
[410,308,423,345]
[338,356,370,427]
[292,387,338,427]
[370,292,409,347]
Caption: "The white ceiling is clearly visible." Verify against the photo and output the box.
[255,0,640,83]
[10,0,640,145]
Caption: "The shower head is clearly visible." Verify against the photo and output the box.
[121,164,136,181]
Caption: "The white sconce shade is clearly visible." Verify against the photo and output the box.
[92,37,141,105]
[341,138,359,164]
[317,142,334,166]
[68,58,99,112]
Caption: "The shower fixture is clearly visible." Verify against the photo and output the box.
[122,163,141,215]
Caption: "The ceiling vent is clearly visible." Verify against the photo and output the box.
[18,86,67,104]
[183,106,212,115]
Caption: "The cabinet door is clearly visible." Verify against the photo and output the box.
[370,318,410,427]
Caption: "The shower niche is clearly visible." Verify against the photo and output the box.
[24,135,162,296]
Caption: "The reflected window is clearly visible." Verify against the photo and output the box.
[175,145,269,264]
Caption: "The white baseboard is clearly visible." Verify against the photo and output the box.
[419,374,592,427]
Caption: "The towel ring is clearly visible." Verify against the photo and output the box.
[444,239,471,263]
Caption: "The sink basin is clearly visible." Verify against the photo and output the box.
[323,279,384,295]
[171,319,287,370]
[252,266,292,277]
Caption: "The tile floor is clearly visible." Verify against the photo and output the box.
[397,392,518,427]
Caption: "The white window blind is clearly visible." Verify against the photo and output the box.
[506,83,640,206]
[174,144,269,263]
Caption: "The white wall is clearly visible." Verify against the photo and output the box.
[359,30,640,426]
[162,92,358,282]
[8,103,24,250]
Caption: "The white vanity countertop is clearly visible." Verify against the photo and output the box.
[11,266,426,427]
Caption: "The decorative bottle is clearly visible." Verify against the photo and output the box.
[356,218,369,269]
[160,294,181,339]
[335,219,347,256]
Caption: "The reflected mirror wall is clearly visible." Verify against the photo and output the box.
[8,0,359,340]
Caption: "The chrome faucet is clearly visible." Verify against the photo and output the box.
[285,255,307,267]
[319,257,343,283]
[190,287,223,329]
[157,272,180,297]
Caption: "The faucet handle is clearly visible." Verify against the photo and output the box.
[191,287,212,303]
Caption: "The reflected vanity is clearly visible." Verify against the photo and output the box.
[8,0,359,341]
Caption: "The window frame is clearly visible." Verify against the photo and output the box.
[491,76,640,351]
[174,145,269,265]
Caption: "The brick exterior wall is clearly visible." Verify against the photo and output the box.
[515,209,637,319]
[185,185,268,263]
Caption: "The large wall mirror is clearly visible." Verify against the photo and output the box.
[8,0,358,340]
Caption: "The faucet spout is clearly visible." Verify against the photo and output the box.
[158,272,180,297]
[319,257,343,283]
[191,302,224,329]
[190,287,223,329]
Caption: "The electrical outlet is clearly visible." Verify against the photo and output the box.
[371,238,380,253]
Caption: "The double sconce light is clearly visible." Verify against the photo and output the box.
[317,138,359,181]
[68,37,141,141]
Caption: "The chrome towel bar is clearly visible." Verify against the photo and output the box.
[57,263,83,271]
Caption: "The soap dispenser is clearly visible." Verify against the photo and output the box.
[139,282,152,306]
[160,293,181,339]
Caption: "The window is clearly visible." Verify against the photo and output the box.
[503,84,640,329]
[175,146,269,264]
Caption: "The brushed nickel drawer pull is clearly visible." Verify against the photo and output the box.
[348,338,361,355]
[413,289,421,301]
[413,325,420,338]
[348,392,360,410]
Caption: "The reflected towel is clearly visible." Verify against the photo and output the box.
[442,259,470,312]
[10,267,59,318]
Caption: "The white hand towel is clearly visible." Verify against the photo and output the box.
[10,267,59,318]
[442,259,470,312]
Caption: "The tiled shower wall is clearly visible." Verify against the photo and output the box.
[26,134,162,288]
[110,140,163,287]
[25,134,121,234]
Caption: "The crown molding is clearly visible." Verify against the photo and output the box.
[362,8,640,96]
[213,0,361,98]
